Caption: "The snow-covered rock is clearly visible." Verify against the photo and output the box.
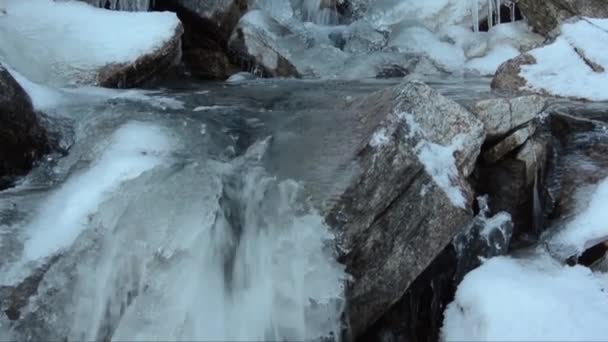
[0,0,183,88]
[325,81,485,338]
[518,0,608,36]
[0,65,51,189]
[228,10,300,77]
[493,18,608,101]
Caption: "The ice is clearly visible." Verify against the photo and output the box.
[75,0,151,11]
[442,254,608,341]
[549,177,608,258]
[22,121,175,261]
[520,18,608,101]
[0,0,179,87]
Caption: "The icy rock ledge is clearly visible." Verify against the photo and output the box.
[0,0,183,88]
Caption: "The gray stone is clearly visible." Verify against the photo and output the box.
[0,65,50,189]
[228,10,300,77]
[491,53,537,92]
[518,0,608,37]
[466,95,547,139]
[325,81,485,338]
[484,124,537,163]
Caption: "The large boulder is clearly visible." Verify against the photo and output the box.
[518,0,608,36]
[228,10,300,77]
[154,0,248,79]
[325,81,485,338]
[0,66,50,189]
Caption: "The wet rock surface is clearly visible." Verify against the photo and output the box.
[228,10,300,77]
[0,66,51,190]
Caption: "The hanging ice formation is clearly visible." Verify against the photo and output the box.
[471,0,518,32]
[80,0,152,11]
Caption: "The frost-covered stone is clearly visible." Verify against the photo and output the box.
[0,65,50,189]
[228,10,300,77]
[325,81,485,338]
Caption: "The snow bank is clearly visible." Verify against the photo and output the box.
[0,0,180,87]
[23,122,175,261]
[521,18,608,101]
[442,254,608,341]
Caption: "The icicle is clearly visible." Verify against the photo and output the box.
[471,0,479,32]
[487,0,493,29]
[510,0,516,22]
[495,0,501,25]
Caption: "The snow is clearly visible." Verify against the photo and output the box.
[549,177,608,258]
[521,18,608,101]
[443,177,608,341]
[388,26,466,72]
[23,122,175,261]
[416,135,467,209]
[466,44,520,75]
[442,254,608,341]
[369,128,390,148]
[0,0,180,87]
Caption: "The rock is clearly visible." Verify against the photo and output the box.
[96,23,184,88]
[228,10,300,77]
[465,95,547,140]
[325,81,485,338]
[153,0,248,79]
[491,53,536,92]
[483,123,537,163]
[0,66,50,189]
[546,112,608,221]
[518,0,608,36]
[473,130,554,244]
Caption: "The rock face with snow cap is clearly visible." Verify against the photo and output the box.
[0,66,50,189]
[97,23,184,88]
[228,10,300,77]
[325,81,485,338]
[518,0,608,36]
